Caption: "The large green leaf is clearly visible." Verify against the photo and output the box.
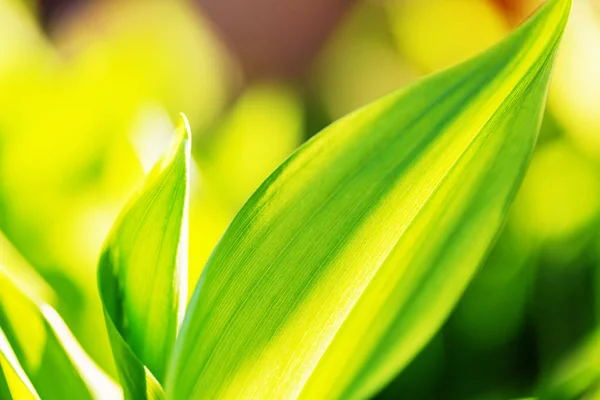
[189,83,303,292]
[166,0,570,398]
[0,248,119,400]
[98,115,190,398]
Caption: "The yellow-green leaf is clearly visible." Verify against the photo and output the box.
[189,83,303,292]
[0,256,119,400]
[166,0,570,398]
[0,329,40,400]
[98,115,190,398]
[538,330,600,400]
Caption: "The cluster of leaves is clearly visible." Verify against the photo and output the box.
[0,0,574,398]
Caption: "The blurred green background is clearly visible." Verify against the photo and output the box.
[1,0,600,398]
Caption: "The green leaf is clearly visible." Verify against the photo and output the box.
[0,261,120,400]
[166,0,570,399]
[189,83,303,292]
[538,330,600,400]
[0,329,40,400]
[197,83,303,210]
[97,115,190,398]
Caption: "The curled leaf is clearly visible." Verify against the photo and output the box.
[98,115,190,398]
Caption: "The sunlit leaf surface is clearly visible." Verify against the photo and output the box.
[98,116,190,398]
[0,329,40,400]
[0,245,119,400]
[190,83,303,289]
[0,0,231,374]
[166,0,570,399]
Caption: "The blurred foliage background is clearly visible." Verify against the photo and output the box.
[1,0,600,398]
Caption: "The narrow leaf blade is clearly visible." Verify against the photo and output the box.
[0,261,119,400]
[0,329,40,400]
[98,115,190,398]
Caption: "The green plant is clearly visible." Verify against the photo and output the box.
[0,0,571,398]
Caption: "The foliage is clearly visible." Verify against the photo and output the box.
[0,0,584,399]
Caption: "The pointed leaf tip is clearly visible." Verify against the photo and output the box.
[166,1,571,399]
[98,117,190,398]
[177,113,191,142]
